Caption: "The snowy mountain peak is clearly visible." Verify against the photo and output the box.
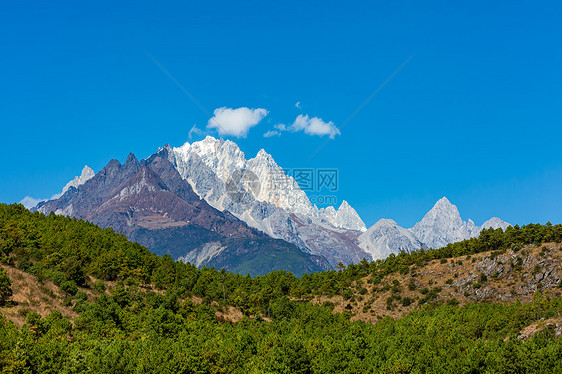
[159,144,173,154]
[249,149,277,168]
[21,165,96,209]
[79,165,95,181]
[435,196,452,206]
[336,200,367,231]
[430,196,459,215]
[359,218,422,260]
[317,200,366,231]
[256,148,269,157]
[410,197,512,250]
[373,218,399,228]
[253,149,276,164]
[60,165,95,196]
[481,217,511,230]
[412,197,473,249]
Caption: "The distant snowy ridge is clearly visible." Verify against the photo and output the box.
[410,197,510,250]
[20,166,95,209]
[358,197,511,260]
[359,219,422,260]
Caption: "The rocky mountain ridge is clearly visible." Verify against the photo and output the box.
[28,136,510,271]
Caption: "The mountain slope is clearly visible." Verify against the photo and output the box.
[34,154,330,275]
[1,203,561,373]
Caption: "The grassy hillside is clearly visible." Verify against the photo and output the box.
[1,203,562,372]
[308,242,562,323]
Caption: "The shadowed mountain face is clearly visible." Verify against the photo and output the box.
[35,153,331,276]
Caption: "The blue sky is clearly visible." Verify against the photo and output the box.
[1,1,561,228]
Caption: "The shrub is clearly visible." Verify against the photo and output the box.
[60,280,78,296]
[408,280,417,291]
[447,298,459,306]
[75,290,88,301]
[17,259,32,272]
[93,281,106,294]
[0,267,12,305]
[401,297,414,307]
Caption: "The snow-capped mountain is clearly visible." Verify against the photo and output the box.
[34,151,330,276]
[481,217,511,230]
[318,201,367,232]
[166,136,368,266]
[358,219,423,260]
[356,197,511,257]
[57,165,95,199]
[410,197,510,249]
[411,197,479,250]
[20,165,95,209]
[170,136,315,216]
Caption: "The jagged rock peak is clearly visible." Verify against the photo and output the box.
[106,159,121,168]
[411,196,474,250]
[158,144,173,154]
[124,153,140,169]
[316,200,366,232]
[430,196,459,213]
[254,148,273,160]
[336,200,367,232]
[56,165,96,199]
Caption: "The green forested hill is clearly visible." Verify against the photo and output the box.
[1,203,562,373]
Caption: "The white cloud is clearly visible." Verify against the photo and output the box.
[263,130,280,138]
[282,114,340,139]
[295,101,301,109]
[207,107,268,138]
[188,124,205,139]
[20,196,45,209]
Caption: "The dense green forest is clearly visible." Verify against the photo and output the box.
[1,203,562,373]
